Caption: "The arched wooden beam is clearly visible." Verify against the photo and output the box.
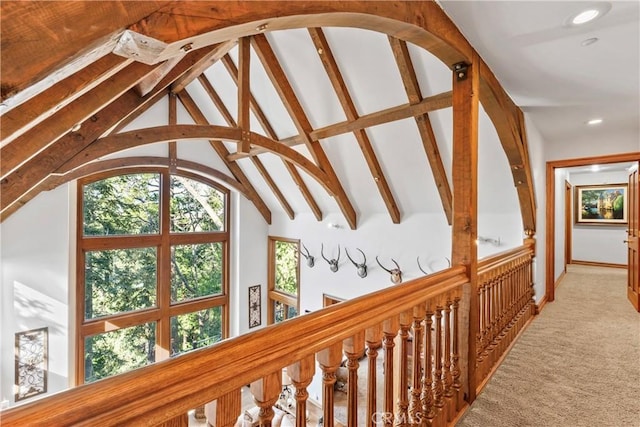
[127,0,535,231]
[58,124,333,194]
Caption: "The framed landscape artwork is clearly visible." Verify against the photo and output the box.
[575,184,628,225]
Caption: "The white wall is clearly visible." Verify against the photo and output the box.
[554,168,568,281]
[545,131,639,162]
[568,170,629,265]
[523,114,547,303]
[1,184,72,406]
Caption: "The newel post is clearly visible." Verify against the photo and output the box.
[451,55,479,403]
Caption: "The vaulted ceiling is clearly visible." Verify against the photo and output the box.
[0,1,537,231]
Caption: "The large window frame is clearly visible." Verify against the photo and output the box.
[267,236,300,324]
[76,168,230,384]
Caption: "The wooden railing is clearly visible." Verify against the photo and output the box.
[475,244,536,390]
[2,245,537,426]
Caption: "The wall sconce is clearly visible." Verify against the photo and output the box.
[326,222,340,229]
[477,236,501,246]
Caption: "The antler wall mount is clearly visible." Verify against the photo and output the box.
[321,244,340,272]
[345,248,367,278]
[300,243,315,268]
[376,256,402,284]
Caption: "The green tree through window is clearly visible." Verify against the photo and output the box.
[78,170,229,384]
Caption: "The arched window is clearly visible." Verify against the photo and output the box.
[76,169,229,384]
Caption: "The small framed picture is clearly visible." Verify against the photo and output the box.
[249,285,261,328]
[15,327,48,401]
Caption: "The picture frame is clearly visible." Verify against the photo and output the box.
[15,327,48,401]
[248,285,261,328]
[575,183,628,225]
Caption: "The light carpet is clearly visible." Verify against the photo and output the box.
[457,265,640,427]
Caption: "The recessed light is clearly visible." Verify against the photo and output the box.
[564,3,611,27]
[581,37,599,47]
[587,118,603,125]
[573,9,600,25]
[591,165,601,172]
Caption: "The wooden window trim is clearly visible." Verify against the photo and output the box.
[267,236,300,324]
[75,167,230,385]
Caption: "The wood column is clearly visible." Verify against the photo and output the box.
[451,55,480,403]
[251,371,281,426]
[288,355,315,427]
[409,304,425,425]
[318,342,343,427]
[421,308,436,426]
[383,316,399,426]
[365,324,383,427]
[344,331,365,427]
[395,311,411,426]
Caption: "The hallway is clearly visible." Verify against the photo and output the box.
[458,265,640,426]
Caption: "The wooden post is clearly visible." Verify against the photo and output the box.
[365,324,383,427]
[344,331,365,427]
[251,371,281,426]
[288,355,315,427]
[421,306,436,426]
[383,316,399,426]
[451,297,463,410]
[317,342,343,427]
[395,311,412,426]
[409,303,425,424]
[451,54,479,403]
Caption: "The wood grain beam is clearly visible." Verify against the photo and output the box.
[0,1,169,102]
[215,58,323,223]
[237,37,251,153]
[1,54,132,146]
[170,39,237,94]
[196,73,296,221]
[136,54,185,97]
[389,36,453,225]
[1,47,218,215]
[251,33,356,229]
[227,91,452,161]
[1,60,161,178]
[309,27,400,224]
[176,92,272,224]
[451,53,480,403]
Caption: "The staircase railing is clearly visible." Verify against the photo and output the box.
[1,244,536,427]
[475,244,536,391]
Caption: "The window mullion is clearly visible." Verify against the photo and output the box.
[157,170,172,361]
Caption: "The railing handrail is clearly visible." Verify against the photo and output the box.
[478,243,534,274]
[2,266,468,426]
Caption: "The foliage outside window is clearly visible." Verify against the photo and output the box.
[78,170,229,384]
[267,237,300,324]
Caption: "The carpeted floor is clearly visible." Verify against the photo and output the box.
[457,264,640,427]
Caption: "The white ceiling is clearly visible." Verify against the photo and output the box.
[439,0,640,145]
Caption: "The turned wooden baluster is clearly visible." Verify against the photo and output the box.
[318,342,343,427]
[383,316,399,427]
[365,324,383,427]
[344,331,365,427]
[420,306,435,426]
[451,297,463,411]
[395,310,412,426]
[205,389,242,427]
[409,303,425,426]
[442,299,454,421]
[288,355,315,427]
[251,371,282,427]
[432,305,444,418]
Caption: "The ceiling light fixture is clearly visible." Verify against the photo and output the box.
[591,165,601,172]
[581,37,599,47]
[587,118,603,125]
[564,3,611,27]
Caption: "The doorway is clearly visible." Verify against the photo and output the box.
[545,152,640,303]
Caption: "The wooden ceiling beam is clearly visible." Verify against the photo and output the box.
[216,58,323,223]
[136,54,185,97]
[170,39,237,94]
[227,91,452,161]
[251,33,356,229]
[176,91,272,225]
[1,60,162,178]
[1,54,132,146]
[389,36,453,225]
[0,46,220,215]
[309,27,400,224]
[196,73,296,222]
[237,37,251,153]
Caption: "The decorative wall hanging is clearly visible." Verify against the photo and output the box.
[575,184,628,225]
[321,244,340,272]
[15,327,48,401]
[300,243,315,268]
[345,248,367,278]
[248,285,261,328]
[376,256,402,284]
